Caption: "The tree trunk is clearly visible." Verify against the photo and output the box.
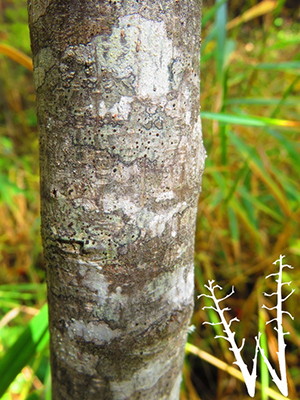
[28,1,205,399]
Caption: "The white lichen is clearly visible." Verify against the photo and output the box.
[109,96,134,120]
[103,192,187,238]
[155,191,175,202]
[110,353,179,400]
[95,14,175,101]
[68,320,122,345]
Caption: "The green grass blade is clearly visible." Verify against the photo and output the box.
[268,167,300,210]
[225,97,300,107]
[265,129,300,173]
[210,170,226,193]
[227,205,241,260]
[44,361,52,400]
[224,159,249,204]
[271,76,300,118]
[200,49,215,64]
[274,0,288,16]
[0,284,46,303]
[254,61,300,71]
[0,304,49,397]
[201,111,300,128]
[202,0,228,27]
[242,169,258,231]
[227,132,292,216]
[226,132,280,198]
[228,206,239,242]
[208,190,225,210]
[230,198,263,250]
[201,25,217,55]
[238,187,283,223]
[259,306,269,400]
[223,38,236,70]
[269,36,300,50]
[26,391,41,400]
[219,125,228,165]
[215,0,228,82]
[0,284,46,292]
[0,292,41,301]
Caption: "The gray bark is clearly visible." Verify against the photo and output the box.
[28,1,205,399]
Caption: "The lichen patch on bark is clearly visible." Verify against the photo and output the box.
[95,14,173,101]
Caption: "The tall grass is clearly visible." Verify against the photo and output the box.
[189,1,299,399]
[0,0,299,399]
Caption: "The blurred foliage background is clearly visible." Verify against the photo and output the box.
[0,0,299,399]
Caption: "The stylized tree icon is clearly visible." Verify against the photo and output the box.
[198,255,294,397]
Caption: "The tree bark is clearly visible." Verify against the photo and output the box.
[28,1,205,399]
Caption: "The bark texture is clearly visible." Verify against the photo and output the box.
[28,1,205,399]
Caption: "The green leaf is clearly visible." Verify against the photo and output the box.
[26,390,42,400]
[0,304,49,397]
[259,307,269,400]
[215,0,228,82]
[228,206,239,242]
[0,292,40,301]
[201,111,300,128]
[242,169,259,231]
[254,61,300,71]
[0,174,25,207]
[271,76,300,118]
[224,159,249,204]
[227,132,292,216]
[265,129,300,173]
[44,361,52,400]
[225,97,300,107]
[230,197,263,247]
[202,0,228,28]
[223,39,236,69]
[238,187,283,223]
[0,284,46,304]
[270,37,300,50]
[0,284,46,292]
[274,0,288,16]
